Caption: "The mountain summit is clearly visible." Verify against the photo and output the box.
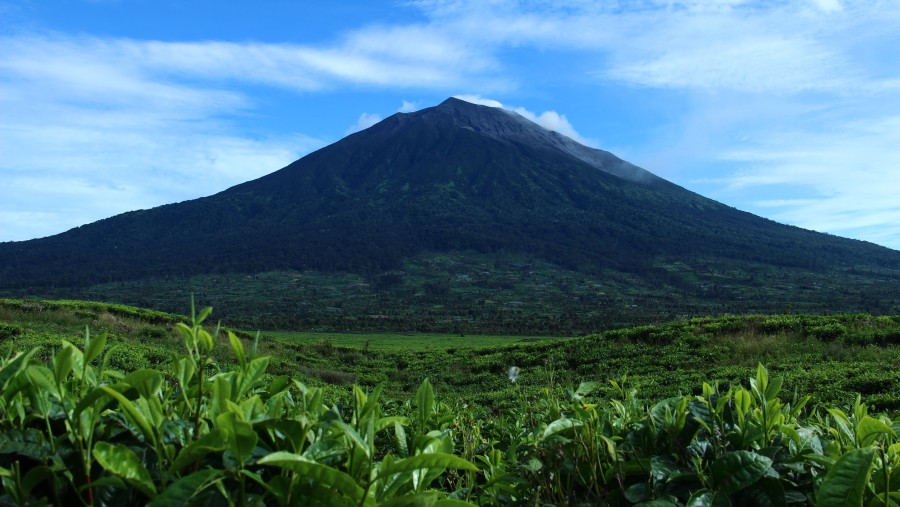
[1,98,899,328]
[420,98,665,186]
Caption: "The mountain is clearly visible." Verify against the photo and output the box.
[2,98,899,331]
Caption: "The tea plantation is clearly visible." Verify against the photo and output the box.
[0,298,898,505]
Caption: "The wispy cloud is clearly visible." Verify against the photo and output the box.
[454,94,595,146]
[345,112,383,134]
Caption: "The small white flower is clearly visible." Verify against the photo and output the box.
[508,366,521,382]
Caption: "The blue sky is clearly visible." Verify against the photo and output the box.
[2,0,899,249]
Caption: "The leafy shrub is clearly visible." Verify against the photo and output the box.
[0,323,22,340]
[809,322,849,341]
[300,366,356,385]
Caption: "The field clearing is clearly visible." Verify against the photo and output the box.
[258,329,566,350]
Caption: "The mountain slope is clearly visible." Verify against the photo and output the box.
[1,98,899,328]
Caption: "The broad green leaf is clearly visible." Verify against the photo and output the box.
[434,500,479,507]
[101,386,156,446]
[857,416,896,447]
[743,477,786,507]
[170,428,228,474]
[735,389,752,416]
[650,455,680,482]
[330,419,371,459]
[216,412,258,464]
[53,342,76,384]
[74,383,124,418]
[376,416,409,434]
[0,348,38,390]
[25,365,56,394]
[417,379,435,433]
[258,451,364,502]
[542,417,583,440]
[149,469,221,507]
[228,331,246,369]
[395,423,409,459]
[686,490,729,507]
[196,306,213,325]
[752,364,769,401]
[817,447,874,507]
[764,375,783,402]
[232,418,258,464]
[92,442,156,497]
[710,450,772,494]
[198,328,214,354]
[84,329,107,365]
[238,356,269,397]
[123,369,164,400]
[378,492,476,507]
[376,452,478,481]
[21,465,54,496]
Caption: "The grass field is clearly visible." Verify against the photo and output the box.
[258,330,565,350]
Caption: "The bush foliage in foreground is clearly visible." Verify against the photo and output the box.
[0,306,898,506]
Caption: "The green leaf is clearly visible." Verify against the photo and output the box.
[743,477,786,507]
[330,419,372,459]
[25,365,56,394]
[53,341,77,384]
[21,465,54,496]
[734,389,752,415]
[196,306,213,325]
[100,386,156,446]
[216,412,258,464]
[541,417,583,440]
[857,416,896,447]
[379,492,478,507]
[710,450,772,494]
[92,442,156,497]
[395,422,409,459]
[258,451,364,502]
[764,375,783,402]
[123,369,164,400]
[238,356,269,397]
[228,331,246,369]
[687,490,730,507]
[816,447,875,507]
[417,379,435,433]
[376,416,410,434]
[149,469,221,507]
[84,329,107,365]
[376,452,478,481]
[170,428,228,474]
[0,348,37,390]
[434,500,479,507]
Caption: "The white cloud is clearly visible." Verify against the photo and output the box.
[345,113,383,134]
[455,94,596,146]
[706,115,900,249]
[509,107,595,147]
[399,100,421,112]
[0,34,326,242]
[453,94,503,107]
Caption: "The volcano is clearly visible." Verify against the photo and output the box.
[2,98,898,330]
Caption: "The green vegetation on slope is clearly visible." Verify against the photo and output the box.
[21,250,900,333]
[1,303,898,505]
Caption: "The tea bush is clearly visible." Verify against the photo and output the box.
[1,305,898,505]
